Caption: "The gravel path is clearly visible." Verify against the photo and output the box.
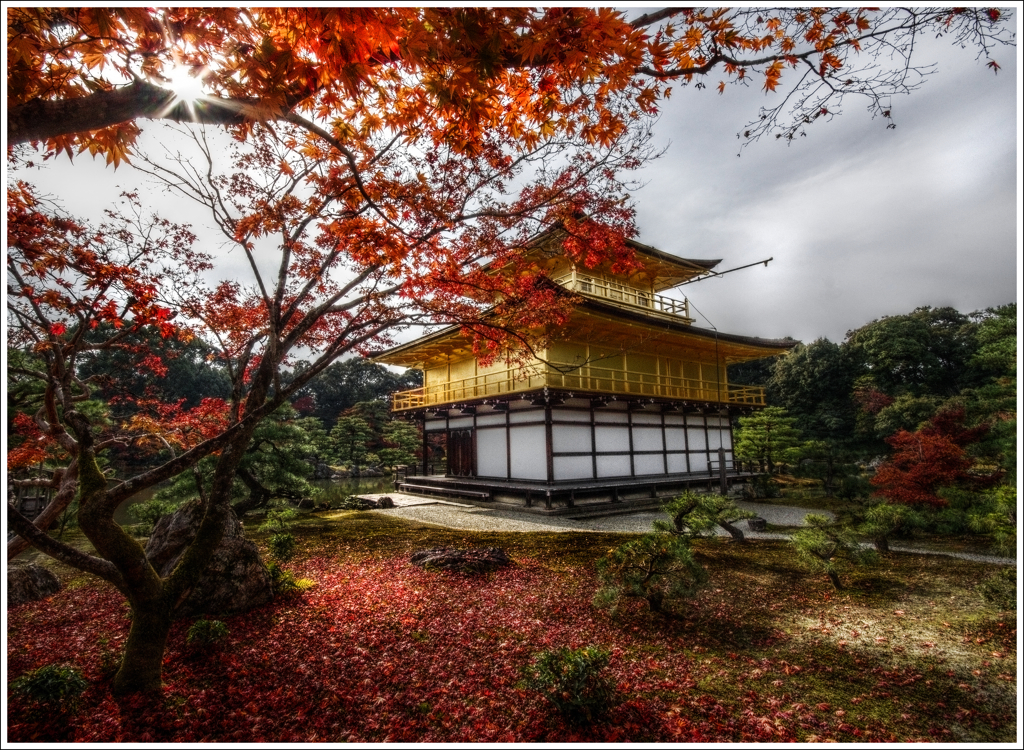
[363,493,829,536]
[356,493,1014,566]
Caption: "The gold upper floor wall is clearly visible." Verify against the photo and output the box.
[393,338,765,412]
[549,268,694,324]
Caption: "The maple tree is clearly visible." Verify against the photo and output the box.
[5,6,1014,699]
[6,15,650,694]
[7,110,642,690]
[870,408,1003,508]
[7,7,1012,161]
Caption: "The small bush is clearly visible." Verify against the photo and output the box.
[742,474,781,499]
[10,664,88,713]
[339,495,375,510]
[127,498,181,536]
[594,533,708,614]
[836,474,871,502]
[791,514,878,590]
[978,568,1016,611]
[258,503,297,534]
[269,532,297,562]
[520,646,615,723]
[186,618,229,648]
[655,490,755,541]
[859,502,926,552]
[98,649,122,680]
[267,561,315,597]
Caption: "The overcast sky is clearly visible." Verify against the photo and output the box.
[630,22,1020,343]
[12,13,1020,348]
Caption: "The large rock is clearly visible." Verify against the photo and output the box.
[410,547,512,574]
[340,495,395,510]
[311,462,333,480]
[7,563,61,607]
[145,499,273,619]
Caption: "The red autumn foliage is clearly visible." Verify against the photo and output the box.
[7,413,58,470]
[853,385,894,415]
[1,553,834,742]
[9,9,1011,157]
[10,540,1008,743]
[871,408,1002,507]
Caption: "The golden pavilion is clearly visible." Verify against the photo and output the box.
[377,227,794,512]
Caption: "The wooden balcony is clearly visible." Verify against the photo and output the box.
[390,361,765,411]
[551,270,693,323]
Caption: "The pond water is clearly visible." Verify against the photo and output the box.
[112,486,159,525]
[312,476,395,498]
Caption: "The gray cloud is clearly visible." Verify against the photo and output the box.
[632,31,1018,343]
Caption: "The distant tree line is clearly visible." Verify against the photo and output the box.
[8,330,423,521]
[729,303,1016,581]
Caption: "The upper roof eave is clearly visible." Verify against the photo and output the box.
[374,289,796,369]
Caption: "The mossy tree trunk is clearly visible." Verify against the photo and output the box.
[115,598,176,693]
[233,466,272,515]
[70,410,255,693]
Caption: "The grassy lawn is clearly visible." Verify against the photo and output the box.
[6,511,1016,742]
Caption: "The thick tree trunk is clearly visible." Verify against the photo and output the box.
[827,570,843,590]
[72,409,257,693]
[823,457,836,498]
[232,467,271,515]
[718,520,746,542]
[874,535,890,553]
[114,599,175,694]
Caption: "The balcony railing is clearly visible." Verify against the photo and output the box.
[551,270,693,323]
[391,361,765,411]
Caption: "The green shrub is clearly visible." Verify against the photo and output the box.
[978,568,1016,611]
[791,514,878,590]
[10,664,88,712]
[269,532,297,562]
[98,649,122,680]
[186,618,229,648]
[594,533,708,614]
[267,561,315,597]
[655,490,755,542]
[742,474,781,499]
[127,498,181,536]
[836,474,871,502]
[258,503,297,534]
[339,495,375,510]
[968,485,1017,556]
[520,646,615,723]
[859,502,926,552]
